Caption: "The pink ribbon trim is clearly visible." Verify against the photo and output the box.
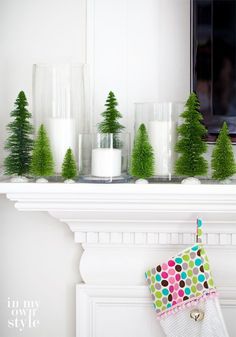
[157,290,218,320]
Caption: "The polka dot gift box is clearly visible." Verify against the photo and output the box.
[145,219,229,337]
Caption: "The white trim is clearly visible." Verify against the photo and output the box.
[76,284,236,337]
[2,182,236,333]
[85,0,95,129]
[2,183,236,229]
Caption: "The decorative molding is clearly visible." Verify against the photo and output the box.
[3,183,236,245]
[3,183,236,216]
[85,0,95,129]
[77,284,236,304]
[74,231,236,246]
[76,285,236,337]
[1,182,236,334]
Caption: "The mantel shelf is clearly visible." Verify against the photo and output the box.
[2,182,236,297]
[1,181,236,196]
[1,183,236,235]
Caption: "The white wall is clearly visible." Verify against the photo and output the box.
[90,0,190,130]
[0,0,86,164]
[0,195,81,337]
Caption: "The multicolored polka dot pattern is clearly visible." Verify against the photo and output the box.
[196,218,203,244]
[145,244,215,315]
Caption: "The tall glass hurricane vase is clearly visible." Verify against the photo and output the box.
[135,102,183,180]
[33,64,88,174]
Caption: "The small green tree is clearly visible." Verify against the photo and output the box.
[30,124,54,177]
[98,91,125,148]
[130,123,154,179]
[175,92,208,177]
[4,91,34,176]
[62,148,77,180]
[211,122,236,181]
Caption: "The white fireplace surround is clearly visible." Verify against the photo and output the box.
[2,0,235,335]
[1,183,236,336]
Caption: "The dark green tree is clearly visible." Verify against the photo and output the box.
[62,148,77,180]
[130,123,154,179]
[175,92,208,177]
[98,91,125,148]
[211,122,236,181]
[30,124,54,177]
[4,91,34,176]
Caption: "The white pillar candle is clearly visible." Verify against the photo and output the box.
[148,121,177,176]
[48,118,76,173]
[91,148,122,177]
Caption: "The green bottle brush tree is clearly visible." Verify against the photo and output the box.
[4,91,34,182]
[98,91,125,148]
[211,122,236,182]
[175,92,208,184]
[130,123,154,183]
[61,148,77,183]
[30,124,54,182]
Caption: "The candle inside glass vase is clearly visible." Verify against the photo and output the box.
[91,148,121,177]
[135,102,180,179]
[148,120,177,176]
[78,132,130,182]
[33,64,86,174]
[48,117,76,173]
[91,133,122,178]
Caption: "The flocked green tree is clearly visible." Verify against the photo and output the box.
[30,124,54,177]
[175,92,208,177]
[130,123,154,180]
[62,148,77,180]
[4,91,34,176]
[98,91,125,148]
[211,122,236,181]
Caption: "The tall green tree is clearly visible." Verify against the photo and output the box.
[30,124,54,177]
[98,91,125,148]
[175,92,208,177]
[62,148,77,180]
[4,91,34,176]
[130,123,154,179]
[211,122,236,181]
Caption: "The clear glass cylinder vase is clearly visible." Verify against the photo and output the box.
[135,102,183,180]
[33,63,89,174]
[78,133,130,183]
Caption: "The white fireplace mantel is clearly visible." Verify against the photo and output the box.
[1,182,236,337]
[2,183,236,241]
[2,183,236,220]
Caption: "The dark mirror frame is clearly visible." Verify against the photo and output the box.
[191,0,236,143]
